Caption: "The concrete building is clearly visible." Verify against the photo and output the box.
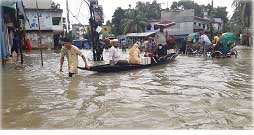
[161,9,210,35]
[212,18,224,32]
[145,19,160,32]
[23,0,64,49]
[72,24,85,40]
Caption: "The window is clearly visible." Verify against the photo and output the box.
[154,25,159,30]
[52,17,61,25]
[194,22,196,25]
[147,24,151,30]
[198,23,201,27]
[203,24,205,29]
[62,18,66,23]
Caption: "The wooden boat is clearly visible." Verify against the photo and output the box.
[78,53,178,73]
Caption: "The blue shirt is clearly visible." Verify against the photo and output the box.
[13,36,20,48]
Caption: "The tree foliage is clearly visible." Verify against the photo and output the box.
[111,1,161,36]
[111,7,126,35]
[231,0,252,28]
[122,9,147,34]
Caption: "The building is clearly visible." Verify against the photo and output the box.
[1,0,27,63]
[145,19,160,32]
[161,9,210,35]
[23,0,64,49]
[212,18,224,32]
[72,24,85,40]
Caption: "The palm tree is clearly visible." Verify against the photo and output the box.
[122,10,148,34]
[232,0,252,28]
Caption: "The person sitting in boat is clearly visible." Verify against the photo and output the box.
[144,37,153,55]
[155,26,167,58]
[213,32,222,51]
[108,39,129,65]
[108,39,121,65]
[129,43,141,64]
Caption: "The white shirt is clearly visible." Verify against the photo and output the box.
[108,46,120,64]
[201,34,212,45]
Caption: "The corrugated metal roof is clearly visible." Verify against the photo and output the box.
[154,20,176,28]
[126,32,156,37]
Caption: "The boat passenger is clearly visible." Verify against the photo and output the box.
[144,37,153,55]
[129,43,141,64]
[108,39,129,65]
[213,32,222,51]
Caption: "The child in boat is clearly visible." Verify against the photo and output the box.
[129,43,141,64]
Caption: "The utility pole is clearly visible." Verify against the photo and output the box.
[66,0,70,35]
[210,0,214,37]
[16,2,24,64]
[36,0,43,66]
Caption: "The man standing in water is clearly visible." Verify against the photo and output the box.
[60,38,90,77]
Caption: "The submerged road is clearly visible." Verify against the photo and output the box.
[1,46,253,129]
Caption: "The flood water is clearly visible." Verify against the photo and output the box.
[1,46,253,129]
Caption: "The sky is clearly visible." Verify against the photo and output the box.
[53,0,236,25]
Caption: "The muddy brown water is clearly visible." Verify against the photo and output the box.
[1,46,253,129]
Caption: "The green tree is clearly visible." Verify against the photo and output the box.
[212,7,228,23]
[112,7,126,35]
[232,0,252,28]
[105,20,112,26]
[135,1,161,19]
[122,9,147,34]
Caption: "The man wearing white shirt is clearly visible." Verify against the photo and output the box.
[108,39,121,65]
[200,31,212,55]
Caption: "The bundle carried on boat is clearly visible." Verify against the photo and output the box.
[78,53,178,73]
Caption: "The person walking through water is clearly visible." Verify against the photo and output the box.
[10,32,20,61]
[200,31,212,56]
[60,37,90,77]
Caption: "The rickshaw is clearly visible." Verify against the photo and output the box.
[185,32,202,55]
[211,32,237,58]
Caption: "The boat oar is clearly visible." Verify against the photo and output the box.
[152,57,157,63]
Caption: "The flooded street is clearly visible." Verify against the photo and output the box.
[1,46,253,129]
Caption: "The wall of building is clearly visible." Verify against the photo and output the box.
[23,0,52,9]
[25,10,52,30]
[165,22,193,35]
[161,9,195,35]
[161,9,194,23]
[26,31,54,48]
[72,24,85,40]
[51,11,64,31]
[194,20,210,31]
[25,10,63,31]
